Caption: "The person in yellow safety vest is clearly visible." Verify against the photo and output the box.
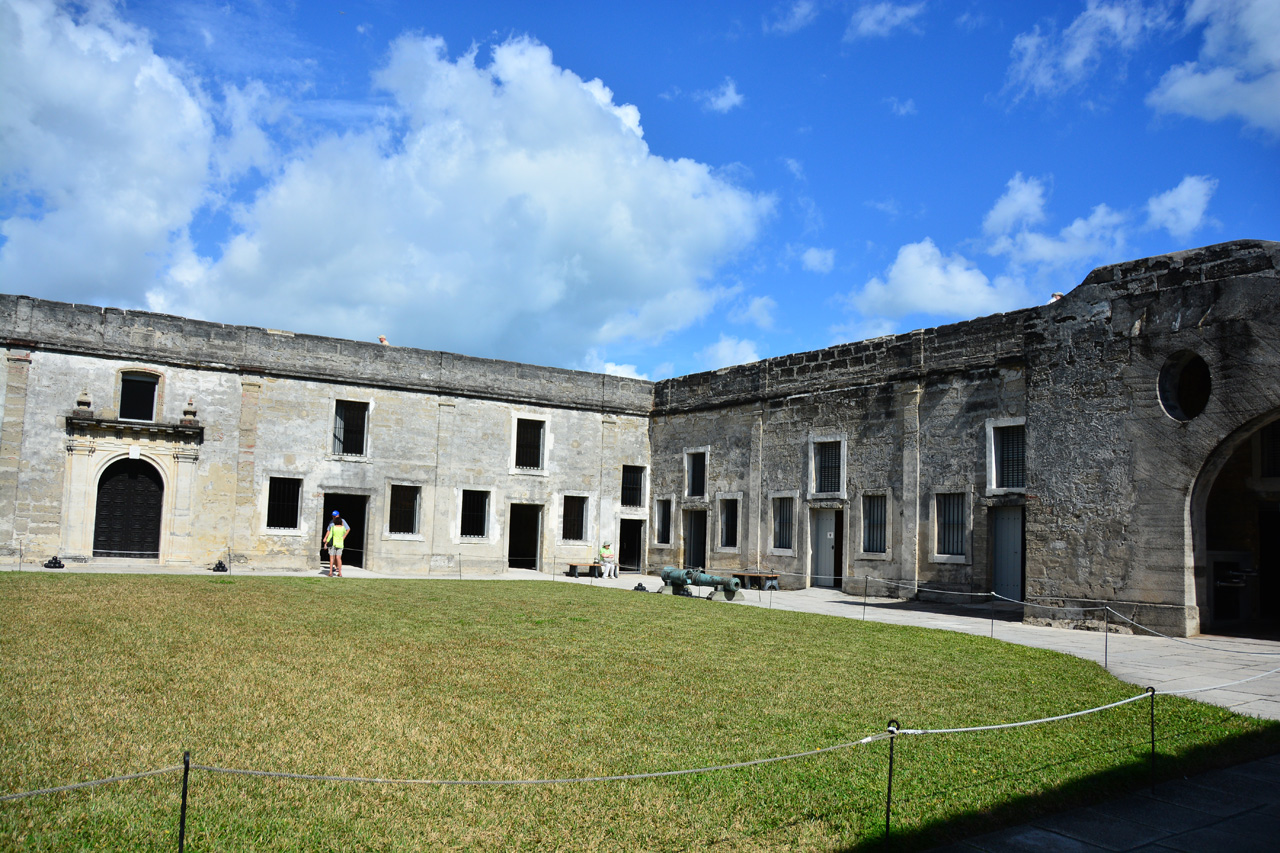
[598,541,618,579]
[324,511,351,577]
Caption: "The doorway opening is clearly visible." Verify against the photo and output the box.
[618,519,644,571]
[93,458,163,558]
[322,494,367,568]
[990,505,1025,601]
[810,508,843,587]
[682,509,707,569]
[508,504,542,570]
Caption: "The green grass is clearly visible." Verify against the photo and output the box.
[1,574,1277,851]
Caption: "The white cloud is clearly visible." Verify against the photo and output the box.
[854,239,1027,319]
[765,1,818,35]
[698,334,760,369]
[581,349,648,380]
[845,3,926,41]
[0,0,212,305]
[982,173,1048,237]
[990,203,1128,271]
[1145,174,1218,239]
[1147,0,1280,134]
[783,157,805,181]
[700,77,745,113]
[733,295,778,329]
[801,247,836,273]
[0,10,773,368]
[1005,1,1173,99]
[885,96,917,115]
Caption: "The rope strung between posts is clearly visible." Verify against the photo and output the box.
[1161,663,1280,696]
[895,692,1151,735]
[0,766,183,802]
[1103,608,1280,657]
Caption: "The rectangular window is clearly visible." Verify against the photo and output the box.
[388,485,420,535]
[720,499,738,548]
[863,494,887,553]
[514,419,544,469]
[656,499,672,544]
[621,465,645,507]
[265,477,302,530]
[460,490,489,538]
[815,441,842,493]
[994,425,1026,489]
[773,497,794,550]
[119,373,158,421]
[936,493,966,556]
[333,400,368,455]
[562,495,588,541]
[687,452,706,497]
[1262,422,1280,478]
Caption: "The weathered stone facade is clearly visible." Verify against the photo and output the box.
[2,240,1278,636]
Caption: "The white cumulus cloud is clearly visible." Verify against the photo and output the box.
[983,173,1048,237]
[765,1,818,34]
[698,334,760,370]
[854,239,1026,319]
[1145,174,1218,239]
[845,3,926,41]
[700,77,745,113]
[801,247,836,273]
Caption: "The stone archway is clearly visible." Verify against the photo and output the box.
[1191,414,1280,636]
[93,458,164,559]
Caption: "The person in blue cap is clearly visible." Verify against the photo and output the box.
[323,510,350,577]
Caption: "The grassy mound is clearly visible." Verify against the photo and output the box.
[2,574,1277,851]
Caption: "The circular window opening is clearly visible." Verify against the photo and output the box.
[1158,350,1211,421]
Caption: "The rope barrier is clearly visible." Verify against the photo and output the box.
[0,766,183,802]
[1104,608,1280,657]
[1161,663,1280,696]
[897,692,1151,735]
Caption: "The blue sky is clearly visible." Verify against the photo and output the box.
[2,1,1277,378]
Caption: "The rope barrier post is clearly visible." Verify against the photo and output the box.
[884,719,899,841]
[177,751,190,853]
[1104,608,1109,670]
[990,595,995,638]
[863,576,869,621]
[1147,687,1156,790]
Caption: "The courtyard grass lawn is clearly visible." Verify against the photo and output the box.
[2,575,1278,852]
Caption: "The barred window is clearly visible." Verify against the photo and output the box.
[936,493,966,556]
[562,495,587,541]
[815,441,842,493]
[388,485,419,535]
[333,400,368,455]
[1262,422,1280,478]
[773,497,794,550]
[266,477,302,530]
[720,499,738,548]
[995,425,1026,489]
[460,490,489,538]
[656,499,672,544]
[515,419,544,469]
[687,452,706,497]
[621,466,645,507]
[862,494,887,554]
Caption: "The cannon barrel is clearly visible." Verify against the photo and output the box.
[661,567,694,586]
[689,571,741,592]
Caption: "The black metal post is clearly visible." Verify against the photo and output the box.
[885,719,899,840]
[990,596,995,638]
[1148,687,1157,790]
[178,751,190,853]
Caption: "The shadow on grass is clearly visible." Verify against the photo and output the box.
[837,725,1280,852]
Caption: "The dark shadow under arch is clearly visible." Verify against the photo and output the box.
[93,458,163,559]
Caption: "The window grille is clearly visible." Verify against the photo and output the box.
[720,499,738,548]
[621,466,644,507]
[773,497,794,550]
[687,452,706,497]
[562,495,587,541]
[995,425,1026,489]
[656,500,672,544]
[862,494,886,553]
[936,493,966,556]
[388,485,419,535]
[1262,422,1280,478]
[333,400,368,455]
[815,441,842,493]
[460,490,488,537]
[119,373,158,421]
[266,477,302,530]
[515,419,544,469]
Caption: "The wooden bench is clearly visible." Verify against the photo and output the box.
[567,563,603,578]
[733,572,780,591]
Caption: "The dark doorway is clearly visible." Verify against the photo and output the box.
[683,509,707,569]
[618,519,644,571]
[322,494,367,568]
[1261,504,1280,625]
[508,504,541,570]
[93,458,163,558]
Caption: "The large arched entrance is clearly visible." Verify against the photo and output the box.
[1194,417,1280,637]
[93,458,164,559]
